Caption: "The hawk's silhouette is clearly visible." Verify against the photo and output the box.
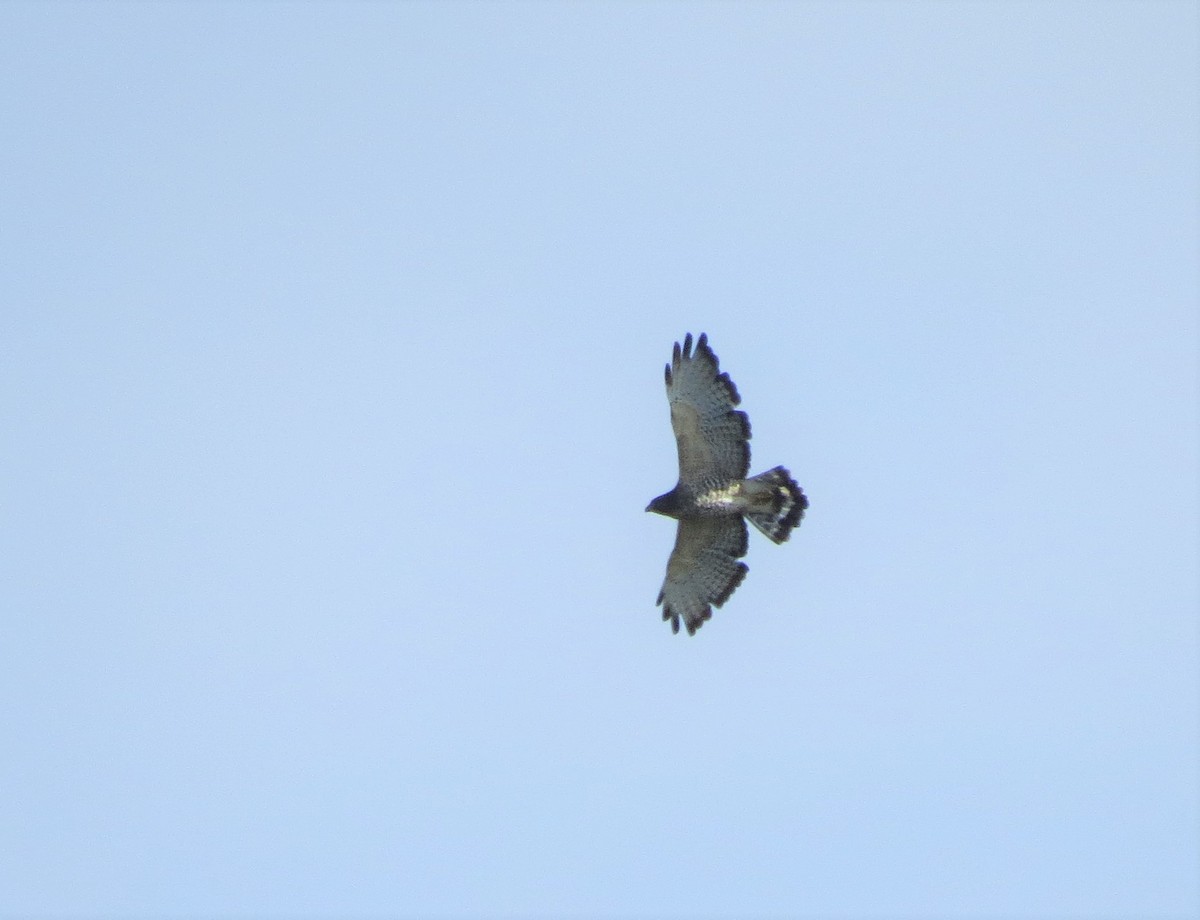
[647,333,808,635]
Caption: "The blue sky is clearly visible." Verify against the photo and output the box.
[2,2,1197,918]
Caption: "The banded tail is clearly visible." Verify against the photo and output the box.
[743,466,808,544]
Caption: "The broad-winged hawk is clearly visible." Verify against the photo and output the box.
[647,333,808,635]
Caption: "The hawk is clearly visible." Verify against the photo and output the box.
[647,333,808,635]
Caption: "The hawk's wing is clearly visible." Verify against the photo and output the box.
[665,333,750,487]
[656,516,749,635]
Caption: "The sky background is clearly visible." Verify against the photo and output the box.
[2,2,1197,918]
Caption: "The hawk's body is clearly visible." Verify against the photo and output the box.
[647,333,807,635]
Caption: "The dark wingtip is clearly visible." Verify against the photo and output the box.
[716,371,741,406]
[682,332,694,358]
[713,562,749,608]
[685,605,713,636]
[661,603,682,634]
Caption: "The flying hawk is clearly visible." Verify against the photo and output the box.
[647,333,807,635]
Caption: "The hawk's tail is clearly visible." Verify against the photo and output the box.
[744,466,808,544]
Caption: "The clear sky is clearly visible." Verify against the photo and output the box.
[2,2,1197,918]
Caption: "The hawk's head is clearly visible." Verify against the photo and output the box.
[646,488,683,518]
